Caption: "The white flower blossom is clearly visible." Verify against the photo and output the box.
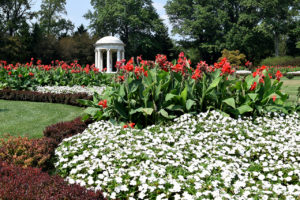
[55,111,300,199]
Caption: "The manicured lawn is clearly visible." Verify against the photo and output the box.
[281,77,300,103]
[0,100,84,139]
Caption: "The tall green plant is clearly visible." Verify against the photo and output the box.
[79,54,294,128]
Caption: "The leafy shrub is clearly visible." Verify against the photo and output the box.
[43,117,93,145]
[286,73,294,79]
[260,56,300,66]
[0,136,56,170]
[218,49,246,67]
[0,161,106,200]
[79,53,293,128]
[0,89,92,106]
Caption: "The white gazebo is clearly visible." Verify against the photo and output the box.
[94,36,125,73]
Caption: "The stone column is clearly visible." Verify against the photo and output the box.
[117,50,121,61]
[99,50,103,71]
[95,50,98,68]
[109,50,113,72]
[107,49,111,73]
[122,50,125,60]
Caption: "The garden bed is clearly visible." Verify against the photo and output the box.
[0,54,300,199]
[55,111,300,199]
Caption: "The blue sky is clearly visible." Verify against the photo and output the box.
[31,0,173,37]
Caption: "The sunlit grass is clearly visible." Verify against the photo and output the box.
[280,77,300,103]
[0,100,84,139]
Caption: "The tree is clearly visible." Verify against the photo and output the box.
[16,21,32,62]
[39,0,74,37]
[165,0,230,62]
[286,17,300,56]
[75,24,88,35]
[165,0,299,63]
[31,23,45,60]
[258,0,300,56]
[0,0,35,36]
[72,25,96,64]
[85,0,173,59]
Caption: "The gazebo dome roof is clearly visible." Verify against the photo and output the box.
[96,36,124,45]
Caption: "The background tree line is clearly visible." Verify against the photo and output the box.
[165,0,300,64]
[0,0,299,65]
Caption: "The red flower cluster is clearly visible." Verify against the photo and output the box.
[252,65,269,84]
[275,70,283,81]
[250,82,257,91]
[191,61,209,80]
[272,95,277,102]
[171,52,191,75]
[123,122,135,129]
[245,60,252,67]
[214,58,235,76]
[116,57,149,80]
[134,66,148,79]
[0,58,100,76]
[191,68,202,80]
[123,58,134,72]
[98,99,107,109]
[155,54,172,72]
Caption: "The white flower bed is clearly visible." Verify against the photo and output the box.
[34,85,106,96]
[55,111,300,200]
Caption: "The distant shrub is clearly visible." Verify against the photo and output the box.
[218,49,246,67]
[0,89,92,106]
[43,117,93,145]
[0,161,106,200]
[286,73,294,79]
[0,136,56,170]
[260,56,300,66]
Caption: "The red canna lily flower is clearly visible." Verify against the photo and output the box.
[123,125,128,128]
[37,60,42,65]
[8,71,11,76]
[137,55,142,63]
[98,100,107,109]
[128,122,135,128]
[18,74,23,78]
[275,70,283,81]
[252,71,258,78]
[29,72,34,77]
[245,60,252,67]
[268,73,273,79]
[272,95,276,102]
[250,82,257,91]
[143,71,148,77]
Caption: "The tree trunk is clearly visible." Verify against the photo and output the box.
[274,33,279,57]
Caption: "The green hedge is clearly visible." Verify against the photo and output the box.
[260,56,300,66]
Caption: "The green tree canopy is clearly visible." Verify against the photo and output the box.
[0,0,35,36]
[39,0,74,37]
[165,0,300,63]
[85,0,174,59]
